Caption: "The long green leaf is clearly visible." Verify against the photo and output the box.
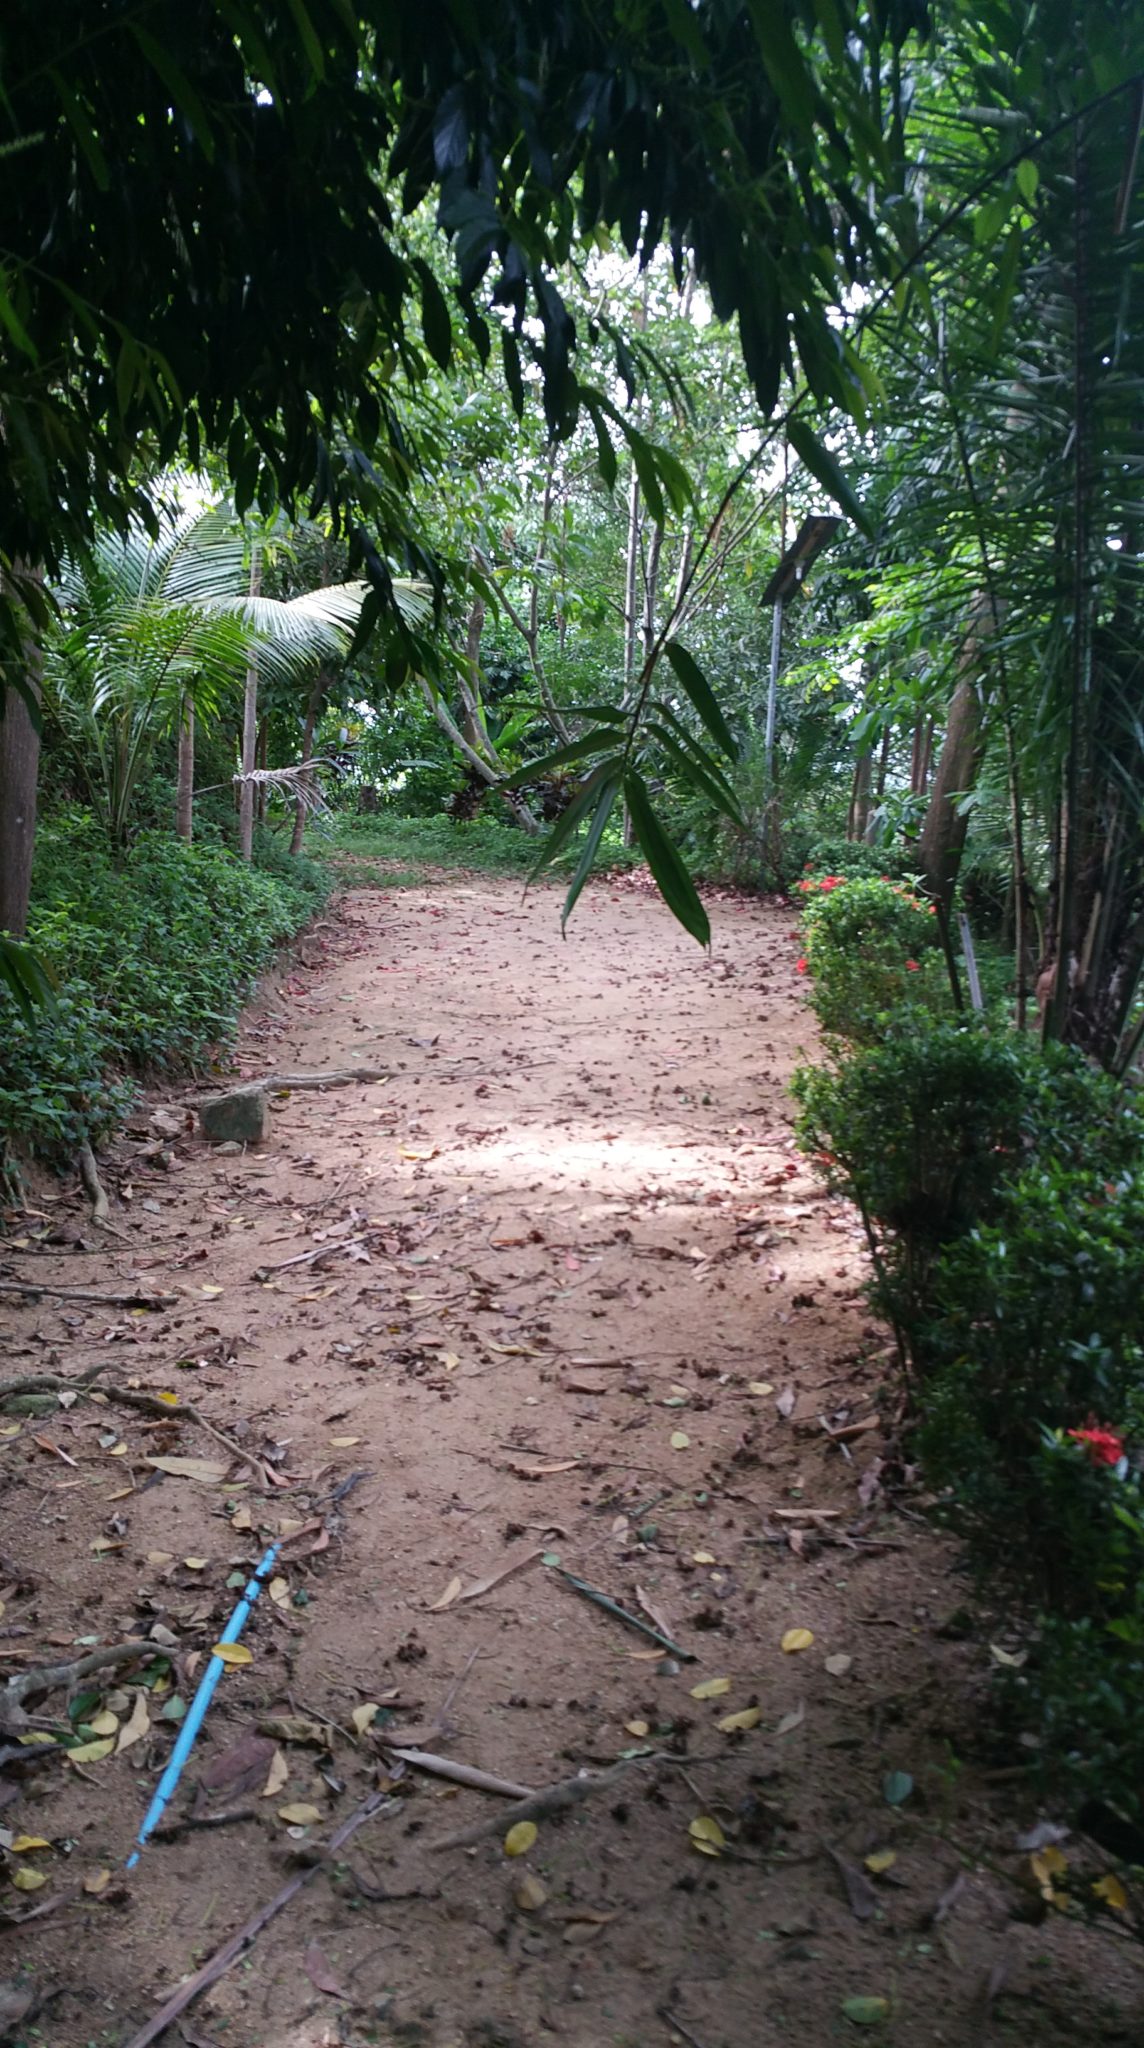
[528,758,624,882]
[560,773,622,932]
[502,727,623,790]
[663,641,738,761]
[787,418,872,538]
[646,721,745,828]
[0,937,57,1025]
[624,771,710,947]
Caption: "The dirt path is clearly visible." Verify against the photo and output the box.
[3,871,1142,2047]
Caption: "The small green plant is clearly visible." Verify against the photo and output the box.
[803,836,917,882]
[797,874,945,1041]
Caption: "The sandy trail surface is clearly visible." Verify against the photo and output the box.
[3,869,1141,2047]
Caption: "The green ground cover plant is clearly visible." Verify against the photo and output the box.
[0,817,328,1159]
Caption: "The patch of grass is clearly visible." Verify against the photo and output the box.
[327,810,641,880]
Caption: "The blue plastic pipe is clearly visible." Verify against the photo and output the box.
[125,1541,280,1869]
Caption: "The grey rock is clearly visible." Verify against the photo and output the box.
[198,1086,269,1146]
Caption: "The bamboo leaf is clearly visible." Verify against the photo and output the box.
[663,641,738,761]
[560,773,622,931]
[787,419,871,537]
[624,770,710,947]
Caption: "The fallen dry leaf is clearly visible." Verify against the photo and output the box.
[210,1641,253,1668]
[781,1627,814,1653]
[824,1653,853,1677]
[262,1748,289,1799]
[83,1869,112,1897]
[669,1430,691,1451]
[428,1575,463,1612]
[277,1803,322,1826]
[690,1676,731,1701]
[304,1941,348,1999]
[115,1690,151,1755]
[514,1874,548,1912]
[775,1701,806,1735]
[66,1738,114,1765]
[504,1821,538,1857]
[9,1836,51,1853]
[11,1867,47,1892]
[718,1707,762,1733]
[688,1815,725,1858]
[352,1703,379,1736]
[145,1456,228,1485]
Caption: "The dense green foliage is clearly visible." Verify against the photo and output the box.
[798,875,945,1040]
[795,890,1144,1831]
[0,822,327,1158]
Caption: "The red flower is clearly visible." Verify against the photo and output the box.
[905,959,920,971]
[795,958,809,974]
[1068,1419,1124,1467]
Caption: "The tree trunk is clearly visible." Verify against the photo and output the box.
[255,720,268,825]
[290,674,325,856]
[917,677,985,918]
[175,696,194,844]
[0,665,41,938]
[238,550,261,862]
[848,753,872,840]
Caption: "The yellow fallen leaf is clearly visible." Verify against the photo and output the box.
[748,1381,775,1396]
[86,1711,118,1738]
[504,1821,538,1857]
[989,1643,1027,1669]
[1093,1874,1128,1911]
[688,1815,726,1858]
[514,1873,548,1911]
[67,1738,114,1765]
[352,1703,379,1736]
[782,1627,815,1653]
[278,1803,322,1826]
[147,1551,174,1567]
[210,1641,253,1667]
[268,1577,291,1609]
[0,1423,22,1438]
[10,1835,51,1853]
[115,1690,151,1755]
[329,1436,361,1447]
[1032,1845,1068,1902]
[624,1720,650,1738]
[669,1430,691,1451]
[145,1455,228,1485]
[108,1443,129,1457]
[692,1551,716,1565]
[717,1707,762,1733]
[199,1285,224,1297]
[83,1868,112,1896]
[12,1867,47,1892]
[865,1849,897,1874]
[183,1558,208,1572]
[262,1748,289,1799]
[105,1485,135,1502]
[429,1575,463,1612]
[441,1352,461,1372]
[16,1733,56,1747]
[399,1145,439,1161]
[156,1392,179,1407]
[231,1505,253,1533]
[690,1677,731,1701]
[91,1537,122,1554]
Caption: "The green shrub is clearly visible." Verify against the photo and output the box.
[803,836,917,882]
[798,874,946,1041]
[793,1025,1142,1356]
[1,817,329,1158]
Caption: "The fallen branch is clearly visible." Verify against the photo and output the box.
[0,1282,176,1309]
[2,1640,150,1730]
[77,1142,131,1240]
[0,1360,109,1403]
[383,1746,536,1800]
[253,1234,370,1280]
[555,1569,695,1662]
[122,1790,401,2048]
[105,1388,273,1487]
[428,1757,639,1852]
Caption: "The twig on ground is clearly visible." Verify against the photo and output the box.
[2,1640,150,1728]
[121,1790,402,2048]
[555,1570,695,1661]
[0,1360,110,1403]
[253,1235,371,1279]
[0,1282,176,1309]
[429,1757,641,1852]
[658,2010,710,2048]
[381,1746,536,1799]
[105,1388,272,1487]
[152,1808,257,1841]
[77,1142,131,1240]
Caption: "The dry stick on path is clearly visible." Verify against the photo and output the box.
[0,1367,276,1490]
[428,1757,641,1852]
[2,1641,151,1728]
[382,1747,537,1799]
[122,1790,403,2048]
[0,1280,177,1309]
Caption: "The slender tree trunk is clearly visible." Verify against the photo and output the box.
[875,725,891,799]
[0,661,41,938]
[290,674,325,856]
[175,696,195,843]
[918,677,985,918]
[848,753,872,840]
[255,720,268,824]
[238,549,261,862]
